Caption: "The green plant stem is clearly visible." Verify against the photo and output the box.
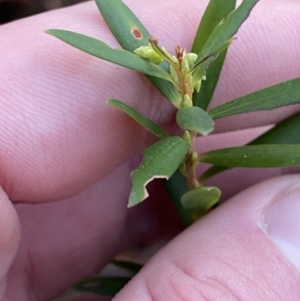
[185,131,198,190]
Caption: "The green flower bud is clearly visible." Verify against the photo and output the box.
[170,65,180,85]
[183,130,191,142]
[179,162,187,175]
[161,46,179,64]
[184,72,193,89]
[194,79,202,93]
[182,94,193,108]
[134,45,163,65]
[181,55,190,75]
[191,151,199,164]
[185,53,198,68]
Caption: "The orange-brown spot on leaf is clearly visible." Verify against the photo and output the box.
[131,28,143,39]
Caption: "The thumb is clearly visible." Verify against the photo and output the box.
[113,175,300,300]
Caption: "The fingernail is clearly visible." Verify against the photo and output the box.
[265,183,300,271]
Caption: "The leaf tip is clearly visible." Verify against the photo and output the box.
[127,190,149,208]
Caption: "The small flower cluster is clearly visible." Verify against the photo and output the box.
[134,39,205,108]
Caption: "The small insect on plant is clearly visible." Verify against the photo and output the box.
[46,0,300,296]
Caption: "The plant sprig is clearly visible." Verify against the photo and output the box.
[47,0,300,222]
[46,0,300,295]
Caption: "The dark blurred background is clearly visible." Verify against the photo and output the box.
[0,0,86,24]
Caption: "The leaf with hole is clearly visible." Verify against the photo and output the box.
[129,136,190,207]
[209,78,300,119]
[107,99,168,139]
[176,106,214,136]
[181,186,221,220]
[95,0,151,52]
[95,0,182,107]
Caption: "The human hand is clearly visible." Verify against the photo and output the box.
[0,0,300,300]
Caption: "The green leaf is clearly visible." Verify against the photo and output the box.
[200,144,300,168]
[191,0,236,55]
[192,39,232,85]
[193,52,226,110]
[95,0,182,107]
[181,186,221,220]
[95,0,151,52]
[129,137,190,207]
[46,29,173,82]
[107,99,168,139]
[73,276,130,296]
[193,0,259,83]
[148,78,182,108]
[111,260,142,274]
[250,112,300,145]
[200,112,300,182]
[176,106,214,136]
[209,78,300,119]
[191,0,236,110]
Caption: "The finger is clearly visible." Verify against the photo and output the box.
[0,187,20,299]
[113,175,300,301]
[6,161,182,301]
[1,0,299,203]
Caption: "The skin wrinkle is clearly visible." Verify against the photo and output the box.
[169,261,210,301]
[193,280,238,301]
[170,260,239,301]
[208,257,265,300]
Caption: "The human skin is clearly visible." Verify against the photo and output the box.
[0,0,300,300]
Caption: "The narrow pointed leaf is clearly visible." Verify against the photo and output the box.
[196,0,259,62]
[95,0,182,107]
[209,78,300,119]
[191,0,236,105]
[111,260,142,274]
[193,0,259,82]
[200,112,300,182]
[191,0,236,54]
[46,29,173,82]
[107,99,168,139]
[249,112,300,145]
[200,145,300,168]
[176,106,214,136]
[73,277,130,296]
[95,0,151,52]
[192,39,232,84]
[129,137,190,207]
[193,52,227,110]
[181,186,221,220]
